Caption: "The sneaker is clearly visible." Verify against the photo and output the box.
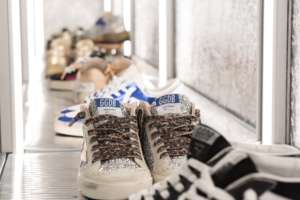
[47,70,77,91]
[75,56,133,103]
[82,12,129,44]
[45,37,70,77]
[180,149,300,200]
[74,57,109,103]
[70,98,152,199]
[54,66,184,137]
[73,39,95,62]
[137,94,201,183]
[129,124,300,200]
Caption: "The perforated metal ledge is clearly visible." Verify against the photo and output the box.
[0,152,89,200]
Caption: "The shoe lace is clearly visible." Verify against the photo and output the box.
[70,112,143,163]
[130,158,206,200]
[145,114,199,159]
[179,178,236,200]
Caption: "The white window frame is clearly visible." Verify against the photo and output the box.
[262,0,289,144]
[0,0,23,153]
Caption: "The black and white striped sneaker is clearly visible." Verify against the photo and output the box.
[129,124,300,200]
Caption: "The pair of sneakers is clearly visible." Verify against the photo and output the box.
[54,65,185,137]
[69,94,201,199]
[129,124,300,200]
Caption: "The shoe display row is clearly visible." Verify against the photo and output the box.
[46,12,300,200]
[45,11,130,93]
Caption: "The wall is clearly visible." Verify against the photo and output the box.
[290,0,300,148]
[175,0,259,126]
[43,0,103,42]
[132,0,159,66]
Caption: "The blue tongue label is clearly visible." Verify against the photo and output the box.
[155,94,181,115]
[95,98,122,116]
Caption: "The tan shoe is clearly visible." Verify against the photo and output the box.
[74,57,109,103]
[45,37,71,77]
[74,39,94,61]
[93,30,130,44]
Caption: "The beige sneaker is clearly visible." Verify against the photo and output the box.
[74,39,94,61]
[74,57,108,103]
[74,56,132,103]
[70,98,152,199]
[138,94,201,182]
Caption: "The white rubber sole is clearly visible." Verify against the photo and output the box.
[54,117,82,137]
[78,175,153,200]
[48,79,76,91]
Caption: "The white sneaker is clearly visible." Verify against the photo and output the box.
[54,67,184,137]
[137,94,201,183]
[129,124,300,200]
[180,149,300,200]
[70,98,152,199]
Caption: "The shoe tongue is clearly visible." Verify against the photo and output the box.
[150,94,191,116]
[89,98,129,117]
[188,124,231,163]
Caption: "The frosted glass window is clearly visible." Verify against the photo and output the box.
[133,0,159,66]
[290,0,300,148]
[175,0,259,128]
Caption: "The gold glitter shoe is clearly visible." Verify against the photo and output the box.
[45,37,71,77]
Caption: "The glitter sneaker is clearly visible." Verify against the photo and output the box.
[70,98,152,199]
[137,94,201,183]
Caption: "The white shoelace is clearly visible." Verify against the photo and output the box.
[179,179,259,200]
[129,158,210,200]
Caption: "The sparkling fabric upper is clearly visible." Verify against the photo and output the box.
[140,94,201,171]
[71,99,143,171]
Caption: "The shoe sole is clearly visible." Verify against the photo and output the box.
[78,175,152,199]
[54,116,82,137]
[48,79,76,91]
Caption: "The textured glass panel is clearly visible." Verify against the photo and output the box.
[43,0,103,42]
[133,0,159,66]
[290,0,300,148]
[175,0,258,126]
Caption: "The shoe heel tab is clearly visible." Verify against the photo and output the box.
[81,57,107,74]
